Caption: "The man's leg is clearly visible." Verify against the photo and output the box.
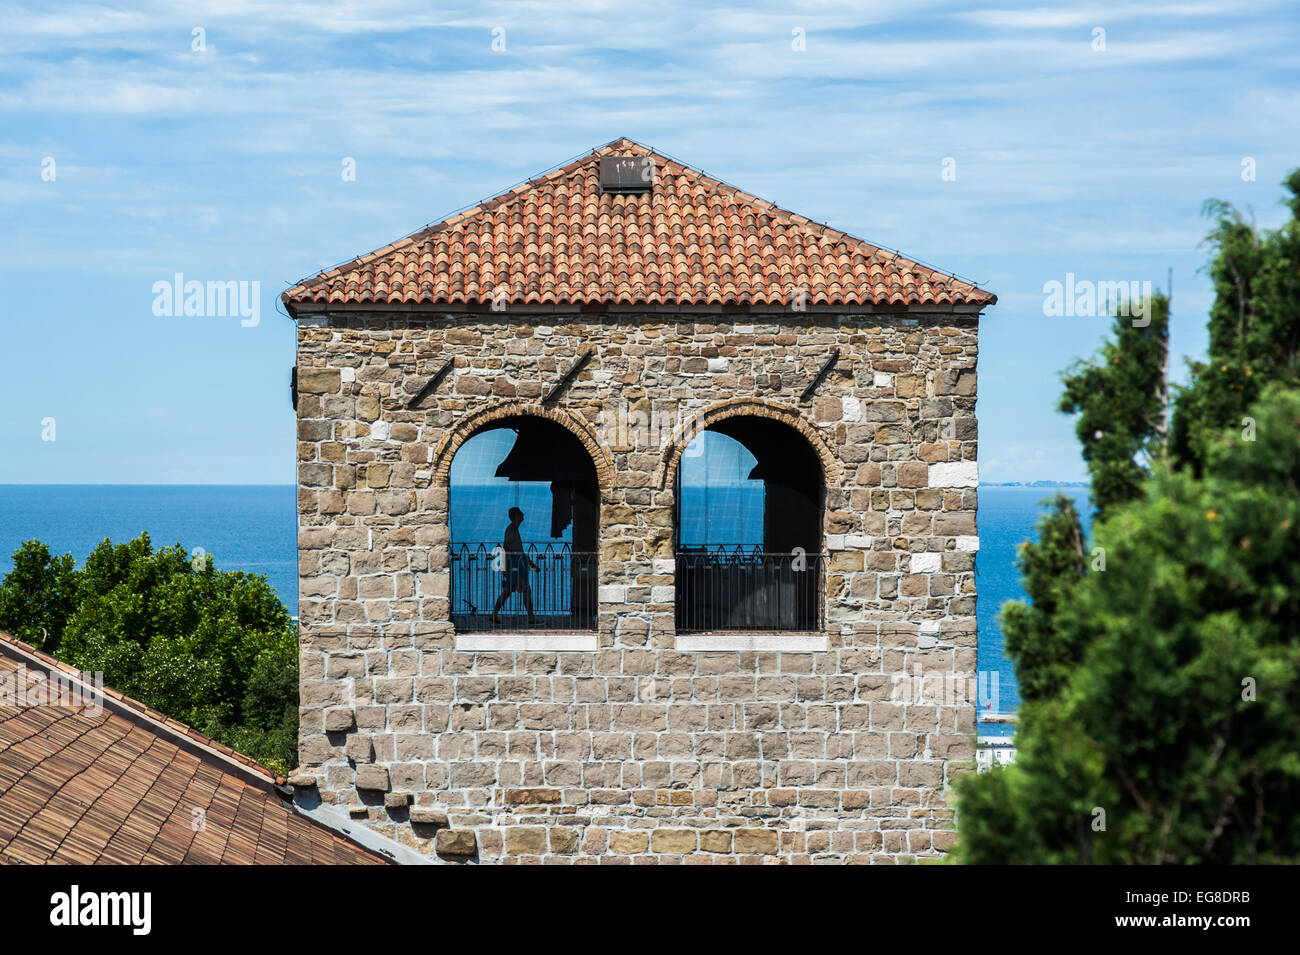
[492,579,514,622]
[522,581,536,625]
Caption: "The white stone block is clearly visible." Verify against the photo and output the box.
[676,633,828,652]
[929,461,978,487]
[650,586,674,603]
[707,357,728,373]
[874,373,892,388]
[910,553,942,573]
[370,420,390,441]
[341,367,356,383]
[456,634,597,652]
[845,535,873,548]
[956,536,980,551]
[652,558,675,575]
[842,396,862,422]
[598,585,626,603]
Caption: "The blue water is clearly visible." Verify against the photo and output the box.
[449,428,765,549]
[452,483,572,547]
[0,485,298,614]
[675,484,764,548]
[0,483,1089,730]
[449,483,765,549]
[976,486,1092,735]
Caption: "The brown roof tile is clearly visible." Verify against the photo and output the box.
[0,633,388,865]
[284,138,995,313]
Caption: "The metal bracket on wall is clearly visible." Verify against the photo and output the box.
[799,348,840,403]
[406,357,455,409]
[543,350,593,405]
[290,366,298,411]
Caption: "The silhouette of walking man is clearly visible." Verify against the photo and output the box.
[492,506,538,625]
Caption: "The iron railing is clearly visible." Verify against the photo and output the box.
[675,546,825,634]
[450,542,597,631]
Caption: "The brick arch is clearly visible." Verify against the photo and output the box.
[431,400,615,490]
[657,398,844,489]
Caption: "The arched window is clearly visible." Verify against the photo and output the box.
[674,416,824,633]
[449,416,599,632]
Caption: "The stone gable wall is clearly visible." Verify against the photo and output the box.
[293,311,980,863]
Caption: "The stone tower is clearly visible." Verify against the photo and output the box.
[284,138,994,863]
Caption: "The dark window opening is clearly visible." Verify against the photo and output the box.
[450,417,598,631]
[674,418,825,633]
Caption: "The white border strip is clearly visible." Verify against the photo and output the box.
[455,633,599,652]
[675,633,828,652]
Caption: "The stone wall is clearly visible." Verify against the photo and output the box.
[293,310,980,863]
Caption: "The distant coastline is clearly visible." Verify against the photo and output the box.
[981,481,1089,487]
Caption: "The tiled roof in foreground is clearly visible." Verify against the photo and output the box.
[0,632,388,865]
[284,137,995,312]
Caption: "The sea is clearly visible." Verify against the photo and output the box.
[976,485,1091,735]
[0,483,1090,732]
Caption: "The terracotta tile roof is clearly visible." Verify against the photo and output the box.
[284,138,995,313]
[0,633,388,865]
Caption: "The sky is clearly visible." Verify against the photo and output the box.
[2,0,1297,484]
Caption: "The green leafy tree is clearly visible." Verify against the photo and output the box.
[988,287,1169,731]
[960,387,1300,863]
[995,291,1171,723]
[0,533,298,774]
[959,171,1300,864]
[1059,292,1170,516]
[1000,495,1088,704]
[220,631,300,776]
[1171,171,1300,471]
[0,541,77,652]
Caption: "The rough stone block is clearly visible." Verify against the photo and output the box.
[504,787,562,805]
[299,367,341,394]
[505,827,548,855]
[410,808,449,827]
[354,765,389,792]
[324,707,354,732]
[650,829,698,854]
[733,828,779,854]
[435,829,478,856]
[609,830,649,854]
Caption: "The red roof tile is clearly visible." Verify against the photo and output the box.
[284,138,995,312]
[0,633,388,865]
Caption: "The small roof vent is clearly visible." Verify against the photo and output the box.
[599,155,655,193]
